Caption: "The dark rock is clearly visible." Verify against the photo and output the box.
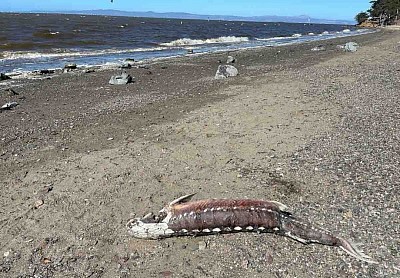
[161,66,168,69]
[40,69,55,75]
[84,69,95,73]
[138,65,150,69]
[125,58,135,63]
[215,65,238,79]
[64,63,77,70]
[0,73,11,81]
[109,71,133,85]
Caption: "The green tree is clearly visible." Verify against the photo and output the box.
[355,11,369,24]
[369,0,400,18]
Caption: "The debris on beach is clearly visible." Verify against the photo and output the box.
[215,65,238,79]
[1,101,19,111]
[226,55,236,63]
[109,71,133,85]
[187,49,194,54]
[0,73,11,81]
[344,42,359,52]
[311,45,326,51]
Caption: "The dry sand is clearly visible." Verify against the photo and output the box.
[0,30,399,277]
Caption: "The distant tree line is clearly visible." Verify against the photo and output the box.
[356,0,400,25]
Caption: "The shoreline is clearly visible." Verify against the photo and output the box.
[0,28,376,78]
[0,30,386,172]
[1,29,399,276]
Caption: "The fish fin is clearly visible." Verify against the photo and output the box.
[169,193,196,206]
[270,200,289,211]
[338,238,378,264]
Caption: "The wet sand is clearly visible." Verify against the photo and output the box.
[0,30,399,277]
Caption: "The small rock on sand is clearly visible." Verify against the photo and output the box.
[109,71,133,85]
[226,55,236,63]
[0,73,11,81]
[64,63,77,70]
[34,199,44,209]
[311,45,326,51]
[1,101,18,111]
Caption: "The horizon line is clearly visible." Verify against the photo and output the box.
[0,9,355,23]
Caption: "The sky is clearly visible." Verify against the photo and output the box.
[1,0,371,20]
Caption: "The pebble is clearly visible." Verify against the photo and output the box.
[34,199,44,209]
[198,241,207,251]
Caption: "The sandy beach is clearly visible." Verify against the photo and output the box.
[1,30,399,277]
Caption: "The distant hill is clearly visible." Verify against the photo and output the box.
[42,10,355,25]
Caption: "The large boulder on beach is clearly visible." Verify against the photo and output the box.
[109,71,133,85]
[215,65,238,80]
[0,73,11,81]
[344,42,359,52]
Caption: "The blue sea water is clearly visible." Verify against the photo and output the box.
[0,13,373,74]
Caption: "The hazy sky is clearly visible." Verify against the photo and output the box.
[1,0,371,20]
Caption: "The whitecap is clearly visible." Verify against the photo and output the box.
[160,36,249,47]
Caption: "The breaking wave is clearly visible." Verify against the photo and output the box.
[160,36,249,47]
[1,47,167,61]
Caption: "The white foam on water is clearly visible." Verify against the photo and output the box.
[255,36,293,41]
[160,36,249,47]
[0,47,169,61]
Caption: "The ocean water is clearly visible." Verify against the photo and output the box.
[0,13,372,74]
